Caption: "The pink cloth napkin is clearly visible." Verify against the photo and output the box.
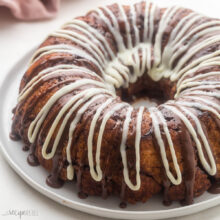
[0,0,60,20]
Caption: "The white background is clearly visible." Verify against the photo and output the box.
[0,0,220,219]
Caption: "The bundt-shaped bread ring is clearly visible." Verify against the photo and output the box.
[11,1,220,206]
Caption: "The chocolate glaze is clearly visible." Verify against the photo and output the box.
[101,177,108,199]
[76,168,82,191]
[27,154,39,166]
[179,123,195,206]
[46,174,64,188]
[166,105,196,206]
[119,201,127,208]
[27,143,39,166]
[22,145,30,151]
[76,148,87,196]
[162,179,171,206]
[46,154,64,188]
[101,145,112,200]
[12,106,17,114]
[78,191,88,199]
[152,126,172,206]
[119,180,127,208]
[9,132,20,141]
[75,140,95,200]
[208,181,220,194]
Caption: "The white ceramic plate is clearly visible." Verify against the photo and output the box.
[0,48,220,220]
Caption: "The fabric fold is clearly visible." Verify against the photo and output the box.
[0,0,60,20]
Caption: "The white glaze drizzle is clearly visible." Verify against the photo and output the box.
[87,98,114,181]
[164,104,216,175]
[19,65,103,102]
[28,79,107,143]
[21,1,220,190]
[176,56,220,88]
[149,107,182,185]
[90,103,129,181]
[120,106,144,190]
[176,80,220,97]
[183,95,220,111]
[42,89,113,160]
[65,93,114,180]
[50,30,106,65]
[63,19,115,59]
[177,71,220,91]
[177,100,220,119]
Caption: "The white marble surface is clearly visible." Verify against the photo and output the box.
[0,0,220,219]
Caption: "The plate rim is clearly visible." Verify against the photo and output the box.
[0,48,220,220]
